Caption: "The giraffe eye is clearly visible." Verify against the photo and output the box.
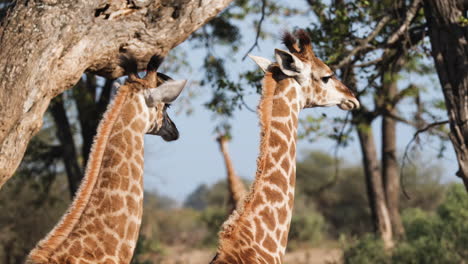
[321,75,332,84]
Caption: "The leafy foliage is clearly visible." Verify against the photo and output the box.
[342,184,467,264]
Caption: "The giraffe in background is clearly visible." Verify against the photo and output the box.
[210,29,360,264]
[27,55,187,264]
[216,134,247,213]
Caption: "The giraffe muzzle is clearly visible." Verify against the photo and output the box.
[338,97,360,110]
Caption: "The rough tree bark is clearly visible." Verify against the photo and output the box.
[0,0,233,188]
[343,68,394,249]
[424,0,468,190]
[356,118,394,249]
[381,73,405,238]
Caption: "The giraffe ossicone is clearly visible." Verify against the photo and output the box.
[26,55,186,264]
[211,29,359,264]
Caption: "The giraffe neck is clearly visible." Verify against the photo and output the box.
[213,71,300,264]
[219,139,247,211]
[28,87,147,264]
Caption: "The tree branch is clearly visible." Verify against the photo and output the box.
[333,15,392,69]
[242,0,266,60]
[400,120,449,198]
[386,0,423,46]
[0,0,234,188]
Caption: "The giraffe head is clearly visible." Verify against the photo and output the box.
[249,29,359,110]
[121,55,186,141]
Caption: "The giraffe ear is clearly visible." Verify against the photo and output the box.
[274,48,304,76]
[145,80,187,106]
[248,54,272,72]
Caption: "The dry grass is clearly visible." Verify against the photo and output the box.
[138,246,342,264]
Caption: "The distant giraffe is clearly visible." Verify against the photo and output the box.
[27,55,187,264]
[216,134,247,213]
[210,29,360,264]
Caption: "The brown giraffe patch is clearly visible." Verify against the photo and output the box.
[251,193,264,209]
[102,233,118,256]
[130,118,145,132]
[275,228,281,240]
[280,159,290,174]
[106,172,120,190]
[123,129,133,146]
[288,193,294,209]
[253,244,275,264]
[130,162,140,180]
[241,247,260,263]
[82,249,95,261]
[271,97,290,117]
[135,154,144,167]
[134,135,143,150]
[263,185,284,203]
[119,242,132,261]
[110,194,124,212]
[120,175,130,190]
[108,151,123,168]
[126,195,138,212]
[119,162,129,176]
[280,230,288,247]
[108,133,123,147]
[106,213,127,238]
[277,204,288,224]
[92,246,105,260]
[265,170,288,193]
[126,220,137,240]
[96,196,111,215]
[103,258,117,264]
[239,227,254,243]
[259,207,275,230]
[130,184,141,196]
[254,217,265,242]
[121,103,136,123]
[69,241,82,257]
[270,132,287,161]
[272,120,291,137]
[289,142,296,161]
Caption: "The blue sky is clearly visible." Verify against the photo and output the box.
[142,0,460,203]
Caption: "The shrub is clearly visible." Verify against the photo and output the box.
[199,206,228,247]
[342,235,390,264]
[288,209,326,248]
[342,184,467,264]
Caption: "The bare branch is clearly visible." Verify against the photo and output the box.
[400,120,449,199]
[242,0,266,60]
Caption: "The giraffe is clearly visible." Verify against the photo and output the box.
[216,134,247,213]
[210,29,360,264]
[26,55,187,264]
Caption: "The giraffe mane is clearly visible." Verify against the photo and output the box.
[216,70,277,250]
[27,85,131,263]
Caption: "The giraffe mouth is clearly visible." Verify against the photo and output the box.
[338,98,360,110]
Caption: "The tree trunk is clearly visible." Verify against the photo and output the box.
[0,0,233,188]
[356,120,394,249]
[424,0,468,190]
[381,79,405,239]
[73,74,112,167]
[49,94,83,197]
